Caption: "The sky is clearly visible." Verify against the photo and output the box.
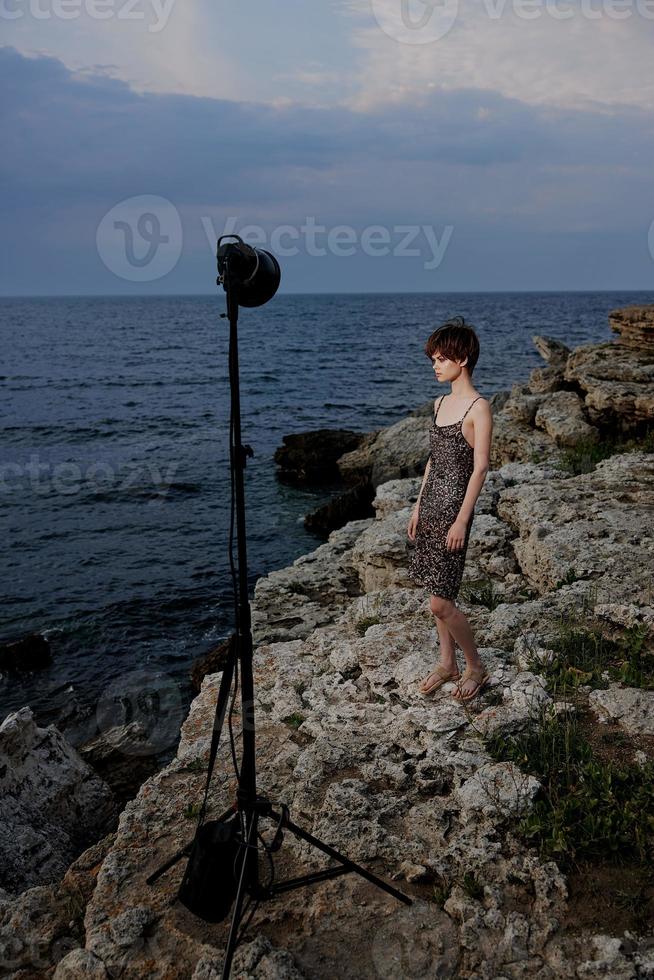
[2,0,654,294]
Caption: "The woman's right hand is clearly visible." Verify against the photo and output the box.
[407,504,420,542]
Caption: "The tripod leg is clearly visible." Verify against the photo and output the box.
[268,808,412,906]
[145,843,191,885]
[221,810,258,980]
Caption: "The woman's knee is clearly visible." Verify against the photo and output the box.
[429,594,454,618]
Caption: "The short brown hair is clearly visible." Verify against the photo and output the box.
[424,315,480,375]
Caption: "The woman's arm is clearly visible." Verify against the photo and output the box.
[456,400,492,524]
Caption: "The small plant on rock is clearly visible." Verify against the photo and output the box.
[460,576,502,610]
[461,871,484,901]
[282,712,306,729]
[485,704,654,869]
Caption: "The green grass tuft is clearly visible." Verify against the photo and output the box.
[183,802,203,819]
[355,616,380,636]
[459,576,503,610]
[555,425,654,476]
[287,581,312,595]
[532,620,654,694]
[462,871,485,901]
[282,712,306,729]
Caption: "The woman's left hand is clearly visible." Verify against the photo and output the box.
[446,518,468,552]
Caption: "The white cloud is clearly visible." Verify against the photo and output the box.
[0,0,256,100]
[7,0,654,114]
[4,44,654,293]
[334,0,654,112]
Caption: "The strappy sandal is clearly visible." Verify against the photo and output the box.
[418,665,461,695]
[451,666,490,702]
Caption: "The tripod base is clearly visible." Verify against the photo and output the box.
[148,796,412,906]
[257,801,412,906]
[222,794,413,978]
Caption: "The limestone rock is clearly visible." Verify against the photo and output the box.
[490,410,562,468]
[533,390,599,447]
[528,336,570,395]
[564,340,654,427]
[351,508,416,593]
[251,520,369,645]
[504,670,551,711]
[528,363,566,394]
[372,477,421,520]
[504,382,546,426]
[532,335,572,363]
[53,948,111,978]
[189,934,309,979]
[0,706,117,895]
[465,511,520,579]
[589,685,654,736]
[576,935,637,979]
[338,414,432,487]
[496,452,654,598]
[0,831,114,976]
[498,459,566,486]
[593,602,654,632]
[473,670,552,738]
[609,303,654,351]
[77,722,161,806]
[454,762,541,823]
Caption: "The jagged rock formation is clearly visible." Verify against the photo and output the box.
[0,707,117,896]
[609,305,654,350]
[1,307,653,978]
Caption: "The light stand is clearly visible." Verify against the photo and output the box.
[147,236,412,980]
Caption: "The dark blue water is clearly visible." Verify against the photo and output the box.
[1,291,650,754]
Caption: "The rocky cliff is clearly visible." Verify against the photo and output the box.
[1,306,653,979]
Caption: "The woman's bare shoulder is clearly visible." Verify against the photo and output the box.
[471,396,493,423]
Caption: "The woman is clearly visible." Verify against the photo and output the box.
[407,316,493,702]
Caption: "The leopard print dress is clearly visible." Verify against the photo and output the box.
[407,394,482,600]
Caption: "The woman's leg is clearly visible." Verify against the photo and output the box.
[429,594,485,698]
[418,597,460,691]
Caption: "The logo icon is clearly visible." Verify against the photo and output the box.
[370,0,459,43]
[96,194,182,281]
[96,667,185,756]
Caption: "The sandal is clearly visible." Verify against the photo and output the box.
[418,665,460,695]
[451,666,490,702]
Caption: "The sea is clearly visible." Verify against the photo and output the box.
[1,290,651,763]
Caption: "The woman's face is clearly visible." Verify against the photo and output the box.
[431,351,462,381]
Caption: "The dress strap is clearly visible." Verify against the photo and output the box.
[460,396,482,422]
[434,395,446,422]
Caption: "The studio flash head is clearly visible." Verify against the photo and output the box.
[216,235,281,307]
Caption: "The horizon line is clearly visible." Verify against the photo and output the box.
[2,288,654,300]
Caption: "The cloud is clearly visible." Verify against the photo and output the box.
[3,43,652,204]
[4,0,654,116]
[2,45,654,293]
[0,0,254,100]
[335,0,654,112]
